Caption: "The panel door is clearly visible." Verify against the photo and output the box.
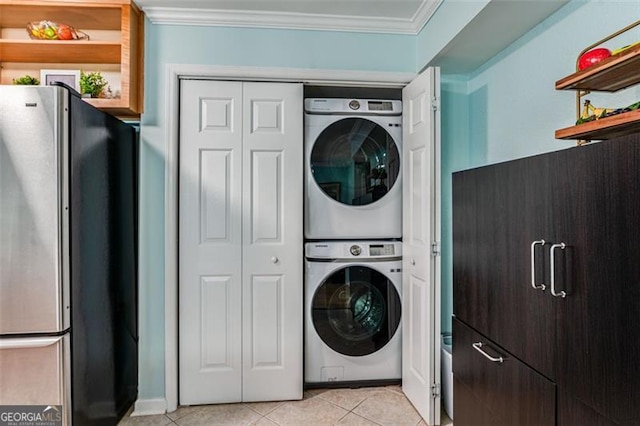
[241,82,303,402]
[453,152,556,379]
[179,80,243,404]
[551,135,640,424]
[401,66,441,425]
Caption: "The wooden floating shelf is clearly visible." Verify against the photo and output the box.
[555,110,640,141]
[555,43,640,92]
[0,39,121,63]
[0,0,143,118]
[0,4,122,30]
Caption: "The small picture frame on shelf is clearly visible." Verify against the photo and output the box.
[40,69,81,93]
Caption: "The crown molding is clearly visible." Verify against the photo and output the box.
[143,0,442,35]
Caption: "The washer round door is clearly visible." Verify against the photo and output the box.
[310,117,400,206]
[311,265,401,357]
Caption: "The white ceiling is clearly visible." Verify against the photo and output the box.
[136,0,443,34]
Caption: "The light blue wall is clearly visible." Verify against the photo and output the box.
[143,25,415,124]
[436,0,640,335]
[138,23,415,399]
[139,0,640,400]
[466,0,640,165]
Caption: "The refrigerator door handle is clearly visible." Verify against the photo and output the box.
[0,336,63,350]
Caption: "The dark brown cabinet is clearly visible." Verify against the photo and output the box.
[453,133,640,425]
[454,155,556,378]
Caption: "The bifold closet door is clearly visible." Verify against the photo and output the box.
[179,80,244,405]
[241,82,303,402]
[179,80,303,405]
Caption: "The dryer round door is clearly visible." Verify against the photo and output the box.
[311,265,401,357]
[310,117,400,206]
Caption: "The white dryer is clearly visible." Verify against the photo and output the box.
[305,241,402,384]
[305,98,402,240]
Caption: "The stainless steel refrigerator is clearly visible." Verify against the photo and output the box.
[0,85,138,425]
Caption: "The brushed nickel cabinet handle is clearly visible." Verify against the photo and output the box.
[530,240,546,291]
[550,242,567,298]
[472,342,504,363]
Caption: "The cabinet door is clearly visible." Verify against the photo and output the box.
[551,135,640,424]
[241,82,303,402]
[453,153,555,378]
[179,80,244,404]
[453,318,555,426]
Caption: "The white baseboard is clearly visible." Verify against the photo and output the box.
[130,398,167,416]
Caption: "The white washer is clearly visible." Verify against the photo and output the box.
[305,98,402,240]
[305,241,402,384]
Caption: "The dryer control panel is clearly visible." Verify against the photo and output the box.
[304,98,402,115]
[369,243,396,256]
[305,241,402,260]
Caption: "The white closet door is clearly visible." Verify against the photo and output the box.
[241,82,303,402]
[401,67,441,425]
[179,80,243,405]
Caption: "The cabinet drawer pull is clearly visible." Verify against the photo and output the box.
[530,240,546,291]
[472,342,504,363]
[550,242,567,298]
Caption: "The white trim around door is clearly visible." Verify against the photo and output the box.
[163,64,415,413]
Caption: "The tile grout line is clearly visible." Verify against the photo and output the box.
[317,388,393,425]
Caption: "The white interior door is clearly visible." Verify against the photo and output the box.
[241,82,303,402]
[401,67,442,425]
[179,80,243,404]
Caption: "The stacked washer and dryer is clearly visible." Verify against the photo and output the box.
[304,98,404,385]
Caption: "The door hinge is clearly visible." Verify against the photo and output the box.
[431,96,440,112]
[431,382,440,398]
[431,241,440,256]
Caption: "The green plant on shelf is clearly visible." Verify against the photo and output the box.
[12,75,40,85]
[79,70,108,98]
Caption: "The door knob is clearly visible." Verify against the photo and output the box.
[271,256,279,264]
[410,258,416,265]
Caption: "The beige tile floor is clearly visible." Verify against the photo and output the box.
[119,385,453,426]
